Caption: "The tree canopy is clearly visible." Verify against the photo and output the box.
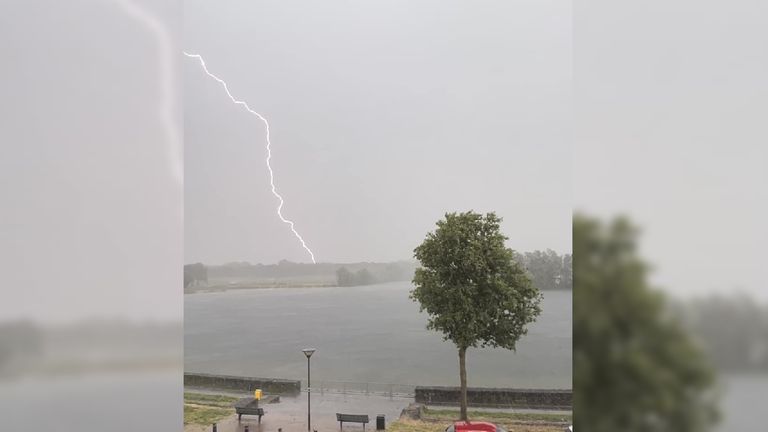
[183,263,208,288]
[515,249,572,290]
[411,211,542,419]
[336,267,375,287]
[680,294,768,372]
[573,214,718,432]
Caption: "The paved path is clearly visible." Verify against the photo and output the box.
[186,391,411,432]
[185,389,573,432]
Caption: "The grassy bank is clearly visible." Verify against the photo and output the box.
[184,392,239,407]
[422,408,571,424]
[183,392,237,425]
[390,419,565,432]
[389,407,571,432]
[184,405,231,425]
[185,282,337,294]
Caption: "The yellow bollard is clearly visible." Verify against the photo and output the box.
[254,389,262,400]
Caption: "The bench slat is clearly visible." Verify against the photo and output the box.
[235,399,265,424]
[236,408,264,414]
[336,413,369,422]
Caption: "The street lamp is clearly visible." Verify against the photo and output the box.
[302,348,316,432]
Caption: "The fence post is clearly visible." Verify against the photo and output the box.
[366,382,369,396]
[389,385,393,400]
[321,381,324,396]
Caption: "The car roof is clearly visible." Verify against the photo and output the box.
[453,421,498,432]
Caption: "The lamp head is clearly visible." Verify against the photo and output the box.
[302,348,316,358]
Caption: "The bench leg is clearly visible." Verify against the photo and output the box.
[238,414,242,421]
[339,421,343,430]
[258,415,262,424]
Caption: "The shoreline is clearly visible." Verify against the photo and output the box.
[185,283,573,295]
[185,283,337,294]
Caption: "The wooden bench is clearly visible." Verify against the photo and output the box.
[234,397,265,422]
[336,413,370,430]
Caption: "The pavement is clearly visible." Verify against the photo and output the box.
[184,388,573,432]
[185,391,412,432]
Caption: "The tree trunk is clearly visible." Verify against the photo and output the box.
[458,346,468,421]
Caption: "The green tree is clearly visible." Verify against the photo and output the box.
[521,249,562,290]
[560,253,572,289]
[573,214,718,431]
[354,268,375,285]
[681,294,768,371]
[336,267,353,286]
[410,211,542,420]
[184,263,208,288]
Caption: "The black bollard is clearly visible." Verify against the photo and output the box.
[212,424,217,432]
[244,425,249,432]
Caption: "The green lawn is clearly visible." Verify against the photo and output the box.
[183,392,237,425]
[422,408,571,424]
[183,405,232,425]
[389,419,566,432]
[184,392,239,408]
[389,407,571,432]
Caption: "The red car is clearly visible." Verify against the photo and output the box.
[445,422,507,432]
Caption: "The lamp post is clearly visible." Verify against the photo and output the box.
[302,348,316,432]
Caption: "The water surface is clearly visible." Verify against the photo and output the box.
[185,282,572,389]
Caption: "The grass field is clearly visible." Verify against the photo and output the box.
[184,405,232,425]
[389,407,571,432]
[180,391,571,431]
[184,392,239,408]
[183,392,237,425]
[422,408,571,424]
[389,419,567,432]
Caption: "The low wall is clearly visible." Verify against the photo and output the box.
[415,386,572,410]
[184,373,301,395]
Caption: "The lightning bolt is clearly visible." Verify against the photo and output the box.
[113,0,183,185]
[183,52,317,264]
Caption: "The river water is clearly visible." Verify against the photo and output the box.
[0,371,181,431]
[185,282,572,389]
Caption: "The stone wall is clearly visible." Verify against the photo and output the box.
[184,373,301,395]
[415,387,572,410]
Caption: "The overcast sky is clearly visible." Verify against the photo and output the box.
[1,0,182,323]
[184,0,572,265]
[6,0,763,326]
[574,0,768,299]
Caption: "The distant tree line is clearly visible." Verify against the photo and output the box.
[335,261,420,286]
[203,260,418,286]
[515,249,572,290]
[574,214,717,432]
[184,263,208,288]
[336,267,375,286]
[679,294,768,372]
[0,321,42,370]
[187,250,572,290]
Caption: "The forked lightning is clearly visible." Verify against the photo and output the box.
[184,52,317,263]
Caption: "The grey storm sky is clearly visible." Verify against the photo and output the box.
[4,0,764,328]
[1,0,183,323]
[184,0,572,265]
[574,0,768,298]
